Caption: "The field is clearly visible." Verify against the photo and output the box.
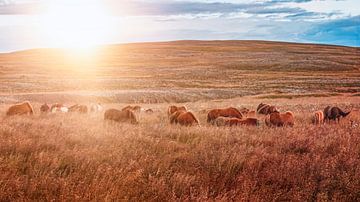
[0,40,360,200]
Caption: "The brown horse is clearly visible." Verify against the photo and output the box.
[324,106,350,123]
[207,107,243,123]
[6,101,34,116]
[265,111,294,127]
[104,109,138,124]
[40,103,50,113]
[69,104,88,114]
[122,105,142,113]
[214,117,259,127]
[170,110,199,126]
[168,105,187,117]
[257,103,278,115]
[312,110,324,125]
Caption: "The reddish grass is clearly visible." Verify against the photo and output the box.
[0,98,359,201]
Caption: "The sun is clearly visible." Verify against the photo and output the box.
[40,0,114,50]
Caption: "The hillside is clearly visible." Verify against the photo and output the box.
[0,40,359,103]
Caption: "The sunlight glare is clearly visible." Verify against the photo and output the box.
[40,0,114,51]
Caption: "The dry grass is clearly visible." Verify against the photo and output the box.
[1,97,360,201]
[1,40,360,200]
[1,41,360,103]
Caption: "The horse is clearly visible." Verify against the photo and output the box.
[40,103,50,113]
[265,111,294,127]
[6,101,34,116]
[324,106,350,123]
[51,103,68,113]
[69,104,88,114]
[207,107,243,123]
[122,105,142,113]
[104,109,138,124]
[168,105,187,117]
[257,103,278,115]
[312,110,324,125]
[169,110,199,126]
[214,117,259,127]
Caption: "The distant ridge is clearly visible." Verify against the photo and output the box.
[2,40,359,55]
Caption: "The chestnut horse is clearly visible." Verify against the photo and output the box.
[168,105,187,117]
[207,107,243,123]
[265,111,294,127]
[312,110,324,125]
[6,101,34,116]
[104,109,138,124]
[169,110,199,126]
[122,105,142,113]
[214,117,259,127]
[69,104,88,114]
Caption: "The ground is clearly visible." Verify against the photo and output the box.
[0,41,359,200]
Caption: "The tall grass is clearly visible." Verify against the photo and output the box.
[0,103,359,201]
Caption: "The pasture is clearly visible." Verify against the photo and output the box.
[1,96,360,201]
[0,41,360,200]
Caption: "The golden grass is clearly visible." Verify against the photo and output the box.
[0,97,359,200]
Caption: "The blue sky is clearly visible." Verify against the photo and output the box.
[0,0,359,52]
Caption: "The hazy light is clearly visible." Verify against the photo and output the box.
[40,0,115,51]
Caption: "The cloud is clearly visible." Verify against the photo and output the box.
[0,0,331,20]
[300,15,360,46]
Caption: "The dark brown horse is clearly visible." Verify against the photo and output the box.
[324,106,350,123]
[257,103,278,115]
[40,103,50,113]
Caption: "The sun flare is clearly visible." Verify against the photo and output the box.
[40,0,114,51]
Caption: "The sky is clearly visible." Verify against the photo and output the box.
[0,0,359,52]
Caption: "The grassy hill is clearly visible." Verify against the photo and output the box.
[0,40,359,103]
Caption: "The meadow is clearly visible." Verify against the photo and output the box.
[0,41,360,200]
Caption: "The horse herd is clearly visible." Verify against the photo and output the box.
[3,101,352,127]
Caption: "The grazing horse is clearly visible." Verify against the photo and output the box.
[214,117,259,127]
[324,106,350,123]
[122,105,142,113]
[312,110,324,125]
[104,109,138,124]
[207,107,243,123]
[168,105,187,117]
[257,103,278,115]
[51,103,68,113]
[6,101,34,116]
[69,104,88,114]
[265,111,294,127]
[169,110,199,126]
[40,103,50,113]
